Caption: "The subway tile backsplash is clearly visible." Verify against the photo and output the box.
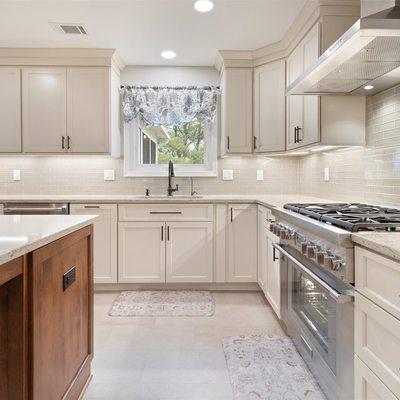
[299,84,400,206]
[0,155,300,196]
[1,84,400,203]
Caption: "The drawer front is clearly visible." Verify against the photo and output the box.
[355,356,398,400]
[119,204,213,222]
[355,246,400,320]
[355,293,400,398]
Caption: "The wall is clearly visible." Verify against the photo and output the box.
[299,84,400,206]
[0,155,299,195]
[0,66,300,196]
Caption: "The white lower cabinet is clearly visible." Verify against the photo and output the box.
[265,235,281,318]
[70,203,117,283]
[118,222,166,283]
[228,204,257,282]
[118,220,213,283]
[166,222,213,282]
[355,355,398,400]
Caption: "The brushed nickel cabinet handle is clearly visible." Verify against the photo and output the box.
[167,226,170,241]
[161,225,164,241]
[84,205,100,209]
[67,135,71,150]
[62,136,65,149]
[227,136,230,150]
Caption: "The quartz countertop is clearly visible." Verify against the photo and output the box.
[0,215,97,266]
[0,194,330,208]
[351,232,400,261]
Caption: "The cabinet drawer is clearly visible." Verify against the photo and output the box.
[119,204,213,222]
[355,355,398,400]
[355,246,400,320]
[355,293,400,398]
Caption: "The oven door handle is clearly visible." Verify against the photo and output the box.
[273,243,354,304]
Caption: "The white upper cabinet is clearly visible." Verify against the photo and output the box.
[286,18,365,150]
[21,66,111,154]
[0,68,21,153]
[67,68,110,153]
[221,67,253,154]
[253,60,286,152]
[22,67,67,153]
[286,23,320,150]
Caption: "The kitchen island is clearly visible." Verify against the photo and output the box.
[0,215,96,400]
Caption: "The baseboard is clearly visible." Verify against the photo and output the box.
[94,282,261,292]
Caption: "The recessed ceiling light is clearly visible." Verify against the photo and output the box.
[161,50,176,59]
[194,0,214,13]
[364,84,374,90]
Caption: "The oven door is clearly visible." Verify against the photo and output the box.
[275,243,355,400]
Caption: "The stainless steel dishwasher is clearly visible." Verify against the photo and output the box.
[2,202,69,215]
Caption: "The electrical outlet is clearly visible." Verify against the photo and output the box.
[222,169,233,181]
[324,167,330,182]
[256,170,264,181]
[104,169,115,181]
[13,169,21,181]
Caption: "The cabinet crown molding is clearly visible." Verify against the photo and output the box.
[0,48,125,70]
[215,0,360,71]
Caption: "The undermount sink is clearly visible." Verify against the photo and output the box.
[136,195,203,200]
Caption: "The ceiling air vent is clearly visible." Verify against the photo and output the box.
[50,23,88,35]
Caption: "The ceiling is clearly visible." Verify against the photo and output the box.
[0,0,307,66]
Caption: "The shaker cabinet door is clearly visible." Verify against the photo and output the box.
[254,60,286,152]
[118,222,166,283]
[228,204,257,282]
[67,68,109,153]
[22,67,67,153]
[70,204,118,283]
[165,221,213,282]
[0,68,21,153]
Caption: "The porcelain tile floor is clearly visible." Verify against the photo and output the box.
[84,291,285,400]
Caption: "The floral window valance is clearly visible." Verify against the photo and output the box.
[121,85,220,126]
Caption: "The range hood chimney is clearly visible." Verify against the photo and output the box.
[286,1,400,96]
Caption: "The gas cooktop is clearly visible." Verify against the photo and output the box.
[283,203,400,232]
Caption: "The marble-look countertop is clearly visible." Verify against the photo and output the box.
[1,194,400,258]
[352,232,400,262]
[0,215,97,266]
[0,194,330,208]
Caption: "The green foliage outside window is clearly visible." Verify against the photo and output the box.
[157,117,205,164]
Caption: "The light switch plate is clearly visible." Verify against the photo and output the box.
[13,169,21,181]
[222,169,233,181]
[324,167,330,182]
[104,169,115,181]
[256,170,264,181]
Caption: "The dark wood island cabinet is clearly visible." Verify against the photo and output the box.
[0,225,93,400]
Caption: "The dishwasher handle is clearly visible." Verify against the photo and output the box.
[3,203,69,215]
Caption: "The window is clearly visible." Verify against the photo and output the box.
[124,114,218,177]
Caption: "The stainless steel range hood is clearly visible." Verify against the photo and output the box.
[286,1,400,95]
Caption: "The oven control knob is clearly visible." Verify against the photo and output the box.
[332,257,345,271]
[316,250,327,265]
[307,245,317,259]
[301,242,308,255]
[269,223,275,232]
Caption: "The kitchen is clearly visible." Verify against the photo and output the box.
[0,0,399,399]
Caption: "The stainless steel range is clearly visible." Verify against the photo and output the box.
[268,202,400,400]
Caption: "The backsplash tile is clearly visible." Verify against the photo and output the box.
[0,155,300,196]
[299,84,400,206]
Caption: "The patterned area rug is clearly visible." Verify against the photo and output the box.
[108,290,215,317]
[223,334,327,400]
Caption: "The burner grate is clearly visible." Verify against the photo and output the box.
[283,203,400,232]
